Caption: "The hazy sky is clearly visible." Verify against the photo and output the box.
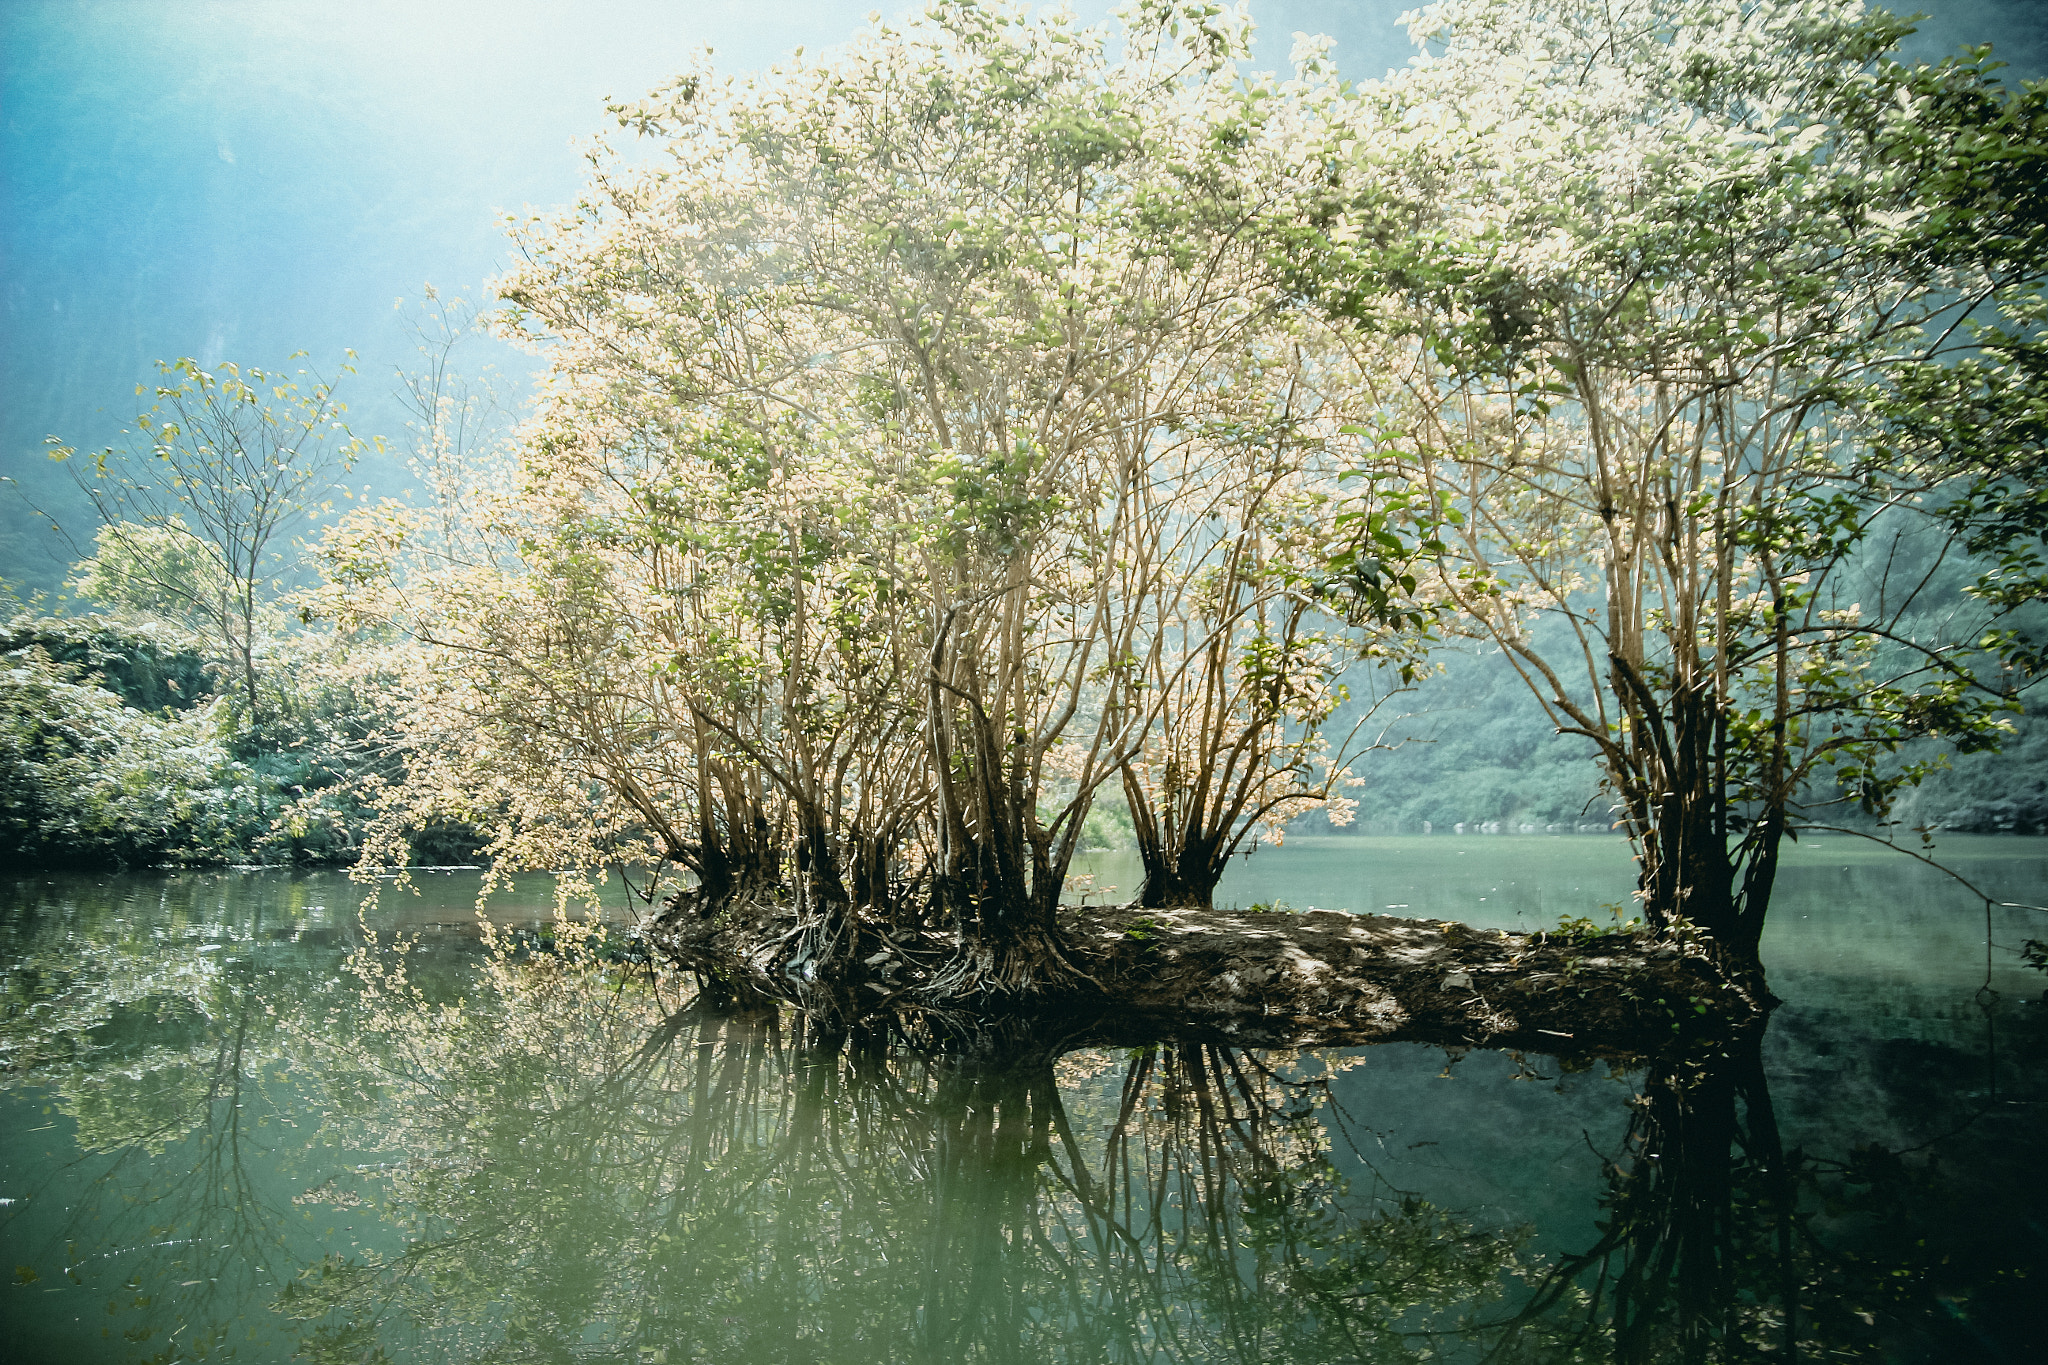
[3,0,2041,590]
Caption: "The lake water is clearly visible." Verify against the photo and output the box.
[3,836,2044,1363]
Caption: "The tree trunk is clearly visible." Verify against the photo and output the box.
[1133,833,1226,910]
[1123,766,1230,910]
[685,801,782,916]
[924,611,1092,999]
[927,830,1091,999]
[1611,666,1772,979]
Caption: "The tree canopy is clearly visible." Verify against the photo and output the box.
[1278,0,2047,960]
[189,0,2048,989]
[318,0,1416,995]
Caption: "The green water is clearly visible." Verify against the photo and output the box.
[3,837,2044,1363]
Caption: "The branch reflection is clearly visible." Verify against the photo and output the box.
[1494,1006,2042,1364]
[287,939,1546,1363]
[9,889,2037,1364]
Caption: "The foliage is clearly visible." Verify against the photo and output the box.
[0,609,215,713]
[0,609,453,869]
[0,619,250,866]
[68,518,233,623]
[18,0,2048,979]
[312,0,1408,994]
[1888,710,2048,832]
[1292,0,2047,961]
[1547,907,1643,944]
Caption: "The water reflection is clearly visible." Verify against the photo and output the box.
[1501,1026,2044,1364]
[1,877,370,1360]
[289,982,1544,1364]
[1498,1038,1794,1363]
[4,871,2043,1363]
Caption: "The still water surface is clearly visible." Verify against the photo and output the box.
[3,837,2043,1362]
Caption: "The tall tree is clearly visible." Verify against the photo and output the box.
[1290,0,2045,969]
[468,0,1377,993]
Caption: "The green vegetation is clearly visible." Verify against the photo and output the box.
[0,608,468,868]
[41,356,368,710]
[3,0,2041,994]
[1,613,247,866]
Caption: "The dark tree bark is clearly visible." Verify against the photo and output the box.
[1608,658,1784,973]
[922,614,1094,1000]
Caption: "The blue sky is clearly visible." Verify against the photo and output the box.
[3,0,2040,590]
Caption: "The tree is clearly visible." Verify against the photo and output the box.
[1112,403,1387,909]
[1285,0,2045,972]
[68,519,233,622]
[45,356,367,712]
[321,0,1394,998]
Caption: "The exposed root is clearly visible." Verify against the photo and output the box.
[920,922,1102,1005]
[781,893,857,988]
[652,895,1771,1055]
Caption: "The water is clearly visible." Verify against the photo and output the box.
[3,837,2044,1363]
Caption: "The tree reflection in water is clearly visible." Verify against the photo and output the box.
[273,935,1550,1363]
[288,939,2041,1365]
[1500,1015,2043,1364]
[1,879,365,1360]
[8,900,2039,1364]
